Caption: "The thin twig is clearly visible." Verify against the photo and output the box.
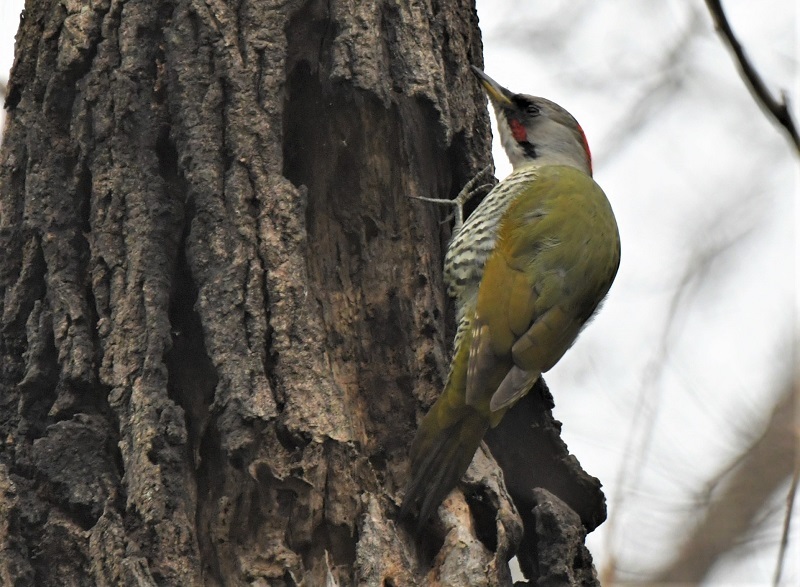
[705,0,800,155]
[773,387,799,586]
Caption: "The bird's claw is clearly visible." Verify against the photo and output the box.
[409,165,496,231]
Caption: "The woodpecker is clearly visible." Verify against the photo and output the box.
[402,67,621,527]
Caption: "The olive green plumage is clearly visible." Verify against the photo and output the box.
[402,68,621,528]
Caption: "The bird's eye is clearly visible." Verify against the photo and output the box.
[525,103,540,117]
[512,95,539,118]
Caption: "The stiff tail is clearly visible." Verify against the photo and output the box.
[400,407,488,529]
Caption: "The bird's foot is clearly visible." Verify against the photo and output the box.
[410,164,496,231]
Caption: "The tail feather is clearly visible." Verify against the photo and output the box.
[400,408,488,530]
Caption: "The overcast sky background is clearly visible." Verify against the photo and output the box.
[1,0,797,584]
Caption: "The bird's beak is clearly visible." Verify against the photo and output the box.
[471,66,514,108]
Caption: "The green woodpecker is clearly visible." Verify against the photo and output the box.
[402,67,621,526]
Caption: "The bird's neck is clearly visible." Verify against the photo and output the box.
[510,151,591,176]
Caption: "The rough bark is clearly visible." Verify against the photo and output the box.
[0,0,604,585]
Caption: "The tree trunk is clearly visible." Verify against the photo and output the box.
[0,0,604,585]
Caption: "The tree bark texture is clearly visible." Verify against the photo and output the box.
[0,0,604,585]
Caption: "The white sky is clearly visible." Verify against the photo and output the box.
[1,3,19,79]
[1,0,797,584]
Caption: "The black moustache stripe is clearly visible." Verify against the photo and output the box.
[519,141,537,159]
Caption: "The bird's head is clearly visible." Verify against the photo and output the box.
[471,66,592,175]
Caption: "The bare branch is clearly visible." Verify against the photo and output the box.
[705,0,800,155]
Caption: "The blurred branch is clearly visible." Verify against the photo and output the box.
[489,2,589,55]
[602,209,758,584]
[598,9,703,163]
[705,0,800,155]
[647,382,797,585]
